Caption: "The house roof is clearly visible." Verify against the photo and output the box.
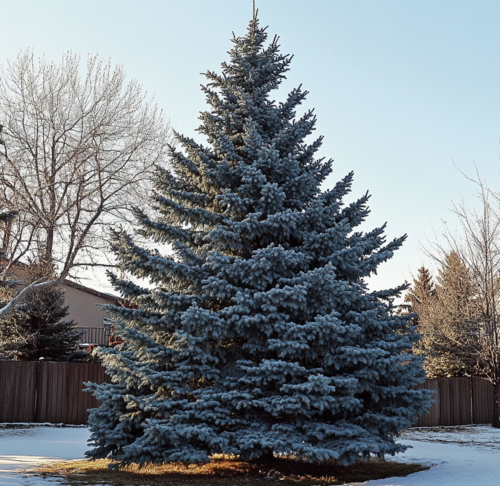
[1,259,122,303]
[63,279,121,303]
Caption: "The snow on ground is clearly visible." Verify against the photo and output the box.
[0,424,89,485]
[0,424,499,485]
[364,426,500,486]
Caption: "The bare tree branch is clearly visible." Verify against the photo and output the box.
[0,277,62,316]
[0,49,172,281]
[423,173,500,427]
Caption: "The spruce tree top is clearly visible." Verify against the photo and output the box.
[401,266,435,315]
[87,13,431,466]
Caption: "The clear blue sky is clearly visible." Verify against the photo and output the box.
[1,0,499,293]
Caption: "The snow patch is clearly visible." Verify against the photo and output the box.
[0,425,499,485]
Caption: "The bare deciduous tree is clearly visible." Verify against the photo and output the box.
[0,50,171,310]
[426,174,500,428]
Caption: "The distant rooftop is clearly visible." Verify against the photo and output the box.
[63,279,121,302]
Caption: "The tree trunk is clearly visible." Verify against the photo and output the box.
[44,227,54,263]
[253,450,274,463]
[493,380,500,428]
[2,219,12,252]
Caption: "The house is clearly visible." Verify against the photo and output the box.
[62,280,120,346]
[1,260,123,346]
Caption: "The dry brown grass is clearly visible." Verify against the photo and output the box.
[31,455,428,485]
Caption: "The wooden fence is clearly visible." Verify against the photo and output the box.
[0,360,108,425]
[413,377,494,427]
[0,362,494,427]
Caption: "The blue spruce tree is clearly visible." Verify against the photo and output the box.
[87,14,431,465]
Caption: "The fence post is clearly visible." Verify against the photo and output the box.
[470,376,474,425]
[34,360,40,423]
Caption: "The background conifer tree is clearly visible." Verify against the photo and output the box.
[399,266,437,370]
[87,14,431,465]
[0,261,84,361]
[407,253,479,378]
[400,266,435,316]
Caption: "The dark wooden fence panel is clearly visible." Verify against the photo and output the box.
[413,376,494,427]
[472,377,494,425]
[414,379,439,427]
[0,362,496,427]
[0,361,38,422]
[441,377,471,426]
[456,377,473,425]
[0,360,108,425]
[66,362,108,424]
[36,361,65,423]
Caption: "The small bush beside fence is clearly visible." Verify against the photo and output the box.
[0,360,108,425]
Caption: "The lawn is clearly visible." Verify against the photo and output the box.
[34,455,426,485]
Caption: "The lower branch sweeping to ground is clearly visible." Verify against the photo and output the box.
[32,456,427,485]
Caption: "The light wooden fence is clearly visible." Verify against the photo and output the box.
[0,360,108,425]
[413,377,494,427]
